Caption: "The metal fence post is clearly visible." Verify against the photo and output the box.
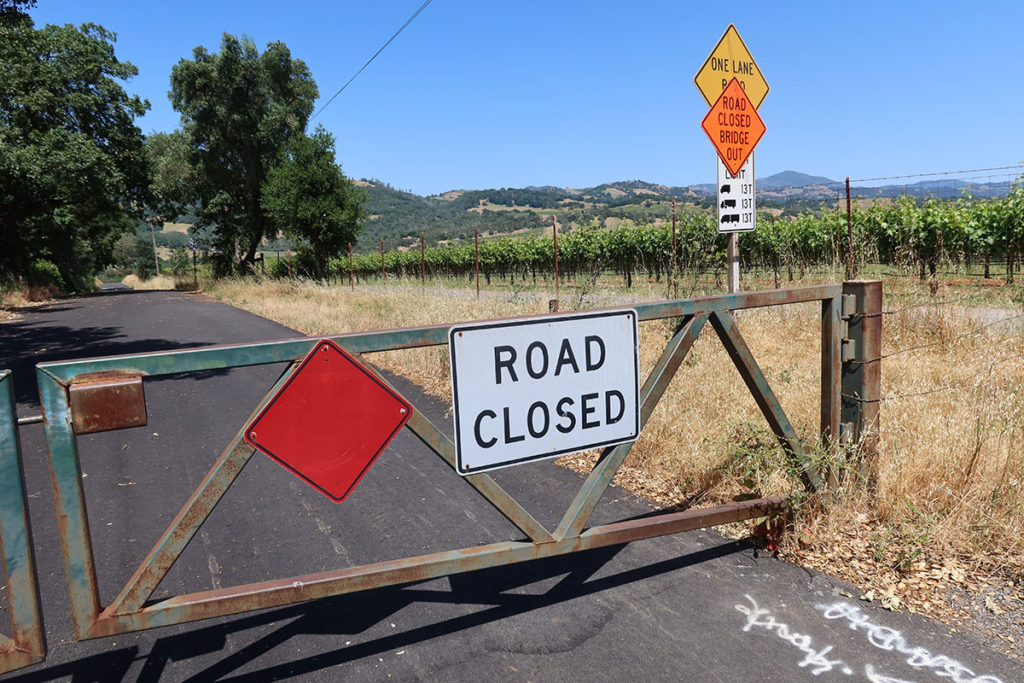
[841,280,882,463]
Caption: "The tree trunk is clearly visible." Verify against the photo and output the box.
[241,234,261,272]
[314,254,325,282]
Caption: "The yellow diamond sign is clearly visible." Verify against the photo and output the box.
[694,24,769,110]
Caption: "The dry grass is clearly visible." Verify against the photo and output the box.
[206,276,1024,653]
[122,274,175,290]
[206,278,548,398]
[0,285,62,317]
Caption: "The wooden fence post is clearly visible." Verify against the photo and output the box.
[841,280,882,467]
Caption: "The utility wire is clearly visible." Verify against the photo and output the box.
[747,165,1024,197]
[850,312,1024,366]
[843,351,1023,404]
[311,0,433,120]
[867,294,983,318]
[850,165,1024,184]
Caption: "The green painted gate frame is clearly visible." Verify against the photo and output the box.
[0,371,46,672]
[23,284,844,653]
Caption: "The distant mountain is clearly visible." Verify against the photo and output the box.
[576,180,704,204]
[759,170,837,189]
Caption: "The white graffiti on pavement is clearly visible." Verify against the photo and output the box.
[735,594,854,676]
[817,601,1003,683]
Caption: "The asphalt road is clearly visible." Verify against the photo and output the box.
[0,290,1016,682]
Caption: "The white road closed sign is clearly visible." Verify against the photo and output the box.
[449,310,639,475]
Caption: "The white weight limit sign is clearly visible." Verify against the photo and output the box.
[717,154,754,233]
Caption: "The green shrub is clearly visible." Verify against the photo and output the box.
[27,259,62,288]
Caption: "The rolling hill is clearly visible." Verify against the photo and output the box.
[150,171,1018,253]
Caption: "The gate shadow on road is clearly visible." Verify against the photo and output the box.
[3,538,751,681]
[0,317,219,407]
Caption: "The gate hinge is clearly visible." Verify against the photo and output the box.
[841,338,856,363]
[841,294,858,319]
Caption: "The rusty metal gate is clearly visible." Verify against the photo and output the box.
[0,282,881,674]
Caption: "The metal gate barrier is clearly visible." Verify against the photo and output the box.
[0,282,881,673]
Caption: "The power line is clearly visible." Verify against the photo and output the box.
[753,168,1023,197]
[311,0,433,120]
[850,165,1024,184]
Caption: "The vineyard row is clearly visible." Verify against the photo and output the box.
[283,184,1024,285]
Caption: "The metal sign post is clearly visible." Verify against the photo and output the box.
[696,24,767,296]
[703,80,763,295]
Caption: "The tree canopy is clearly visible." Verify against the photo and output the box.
[0,10,150,289]
[145,130,192,223]
[262,126,364,279]
[170,34,318,274]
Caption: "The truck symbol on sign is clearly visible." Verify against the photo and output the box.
[720,184,731,193]
[720,199,736,209]
[720,214,740,224]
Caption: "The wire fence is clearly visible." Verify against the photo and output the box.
[843,295,1024,406]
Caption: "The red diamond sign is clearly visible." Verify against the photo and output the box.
[245,340,412,502]
[701,77,765,177]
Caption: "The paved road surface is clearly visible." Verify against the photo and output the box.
[0,290,1016,681]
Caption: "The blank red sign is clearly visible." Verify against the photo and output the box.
[245,340,412,501]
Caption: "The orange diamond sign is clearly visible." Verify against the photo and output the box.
[701,78,765,177]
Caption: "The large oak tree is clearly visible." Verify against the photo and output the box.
[170,34,318,274]
[0,4,150,289]
[262,126,364,280]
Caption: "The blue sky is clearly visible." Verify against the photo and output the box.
[29,1,1024,196]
